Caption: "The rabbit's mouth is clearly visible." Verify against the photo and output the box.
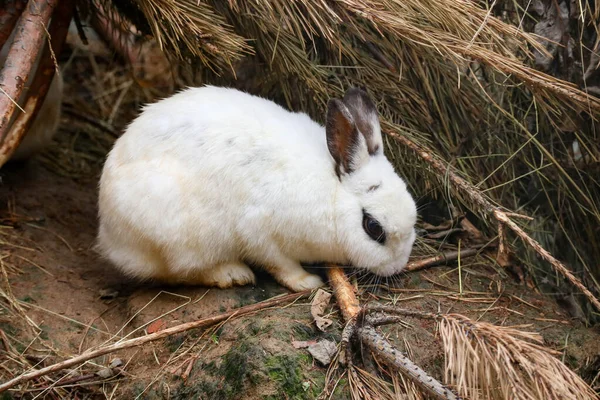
[368,252,411,277]
[365,229,416,277]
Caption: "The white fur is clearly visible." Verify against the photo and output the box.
[97,86,417,291]
[9,73,63,160]
[1,27,63,161]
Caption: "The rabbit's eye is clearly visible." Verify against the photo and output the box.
[362,211,386,244]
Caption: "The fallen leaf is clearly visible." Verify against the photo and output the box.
[307,339,337,366]
[310,289,332,331]
[458,216,485,243]
[421,220,453,231]
[147,319,167,334]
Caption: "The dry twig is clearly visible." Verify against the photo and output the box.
[328,266,361,321]
[405,246,485,272]
[326,266,461,400]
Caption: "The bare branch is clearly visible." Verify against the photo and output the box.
[327,266,361,321]
[0,0,74,167]
[405,246,485,272]
[0,0,58,146]
[358,325,462,400]
[0,1,26,49]
[326,266,459,399]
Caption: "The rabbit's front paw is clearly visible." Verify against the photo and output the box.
[283,273,324,292]
[203,262,256,288]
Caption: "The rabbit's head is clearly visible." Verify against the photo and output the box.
[327,88,417,277]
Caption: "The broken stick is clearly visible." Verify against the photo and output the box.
[326,265,461,400]
[405,246,484,272]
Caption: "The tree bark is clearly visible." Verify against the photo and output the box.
[0,1,27,49]
[0,0,74,167]
[0,0,58,153]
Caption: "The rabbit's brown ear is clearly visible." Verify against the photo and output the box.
[342,87,383,156]
[326,98,365,177]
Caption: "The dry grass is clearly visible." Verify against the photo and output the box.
[82,0,600,318]
[439,314,598,400]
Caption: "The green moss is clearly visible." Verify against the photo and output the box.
[19,296,34,303]
[172,320,328,400]
[265,355,302,395]
[173,340,265,400]
[39,324,50,340]
[202,360,218,374]
[166,334,185,353]
[0,322,18,337]
[291,322,314,340]
[244,319,274,338]
[222,342,260,394]
[247,320,262,336]
[264,353,323,399]
[331,377,351,399]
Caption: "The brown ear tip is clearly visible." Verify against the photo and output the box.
[326,98,355,126]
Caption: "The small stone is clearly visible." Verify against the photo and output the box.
[109,358,123,368]
[96,367,113,379]
[99,288,119,300]
[307,339,337,366]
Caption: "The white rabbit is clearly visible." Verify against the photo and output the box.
[97,86,417,292]
[1,27,63,161]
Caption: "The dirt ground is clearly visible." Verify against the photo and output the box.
[1,47,600,400]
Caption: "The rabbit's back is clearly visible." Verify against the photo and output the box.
[114,86,328,162]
